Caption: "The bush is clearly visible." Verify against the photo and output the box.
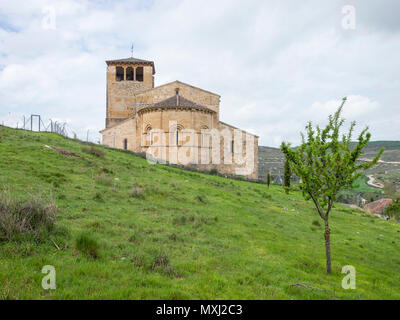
[210,168,218,175]
[385,199,400,221]
[0,190,57,241]
[82,147,105,158]
[75,233,99,258]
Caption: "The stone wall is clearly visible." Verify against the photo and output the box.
[101,118,137,151]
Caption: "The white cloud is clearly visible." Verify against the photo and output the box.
[310,95,379,120]
[0,0,399,146]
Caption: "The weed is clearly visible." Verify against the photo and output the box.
[75,233,99,258]
[195,194,209,204]
[0,190,57,241]
[82,147,105,158]
[131,185,146,199]
[312,220,321,227]
[151,252,177,277]
[94,174,113,187]
[93,192,104,202]
[262,193,272,200]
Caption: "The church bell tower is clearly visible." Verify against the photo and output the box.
[105,57,155,128]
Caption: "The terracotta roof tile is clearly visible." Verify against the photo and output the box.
[364,198,393,214]
[105,57,155,74]
[140,95,215,113]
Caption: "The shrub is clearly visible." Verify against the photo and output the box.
[385,199,400,221]
[82,147,105,158]
[75,233,99,258]
[0,190,57,241]
[210,168,218,175]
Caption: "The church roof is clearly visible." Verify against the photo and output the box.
[139,95,216,113]
[106,57,155,74]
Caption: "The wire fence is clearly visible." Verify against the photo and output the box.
[0,113,101,144]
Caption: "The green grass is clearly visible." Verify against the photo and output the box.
[0,125,399,300]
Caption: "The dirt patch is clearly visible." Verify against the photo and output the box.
[45,145,80,157]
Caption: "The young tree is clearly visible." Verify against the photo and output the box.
[283,160,291,194]
[280,98,383,274]
[386,199,400,221]
[266,172,271,188]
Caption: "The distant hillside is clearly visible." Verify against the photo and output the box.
[351,141,400,187]
[1,125,399,300]
[258,141,400,185]
[258,146,285,181]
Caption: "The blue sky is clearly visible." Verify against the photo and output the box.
[0,0,399,146]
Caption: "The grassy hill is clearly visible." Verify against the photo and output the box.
[0,125,399,300]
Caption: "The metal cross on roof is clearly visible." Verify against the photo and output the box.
[131,43,134,57]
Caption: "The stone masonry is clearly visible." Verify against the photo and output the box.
[100,56,258,179]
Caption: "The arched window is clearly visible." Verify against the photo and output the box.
[145,125,153,144]
[136,67,143,82]
[175,125,183,146]
[126,67,134,81]
[123,138,128,150]
[116,67,124,81]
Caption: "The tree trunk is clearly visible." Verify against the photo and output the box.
[324,219,332,274]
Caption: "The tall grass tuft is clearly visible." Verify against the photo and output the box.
[151,252,177,277]
[131,183,146,199]
[82,147,105,158]
[0,190,57,241]
[75,233,99,259]
[94,174,113,187]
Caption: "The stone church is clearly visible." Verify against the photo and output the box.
[100,56,258,179]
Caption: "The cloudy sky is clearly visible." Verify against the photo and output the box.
[0,0,399,146]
